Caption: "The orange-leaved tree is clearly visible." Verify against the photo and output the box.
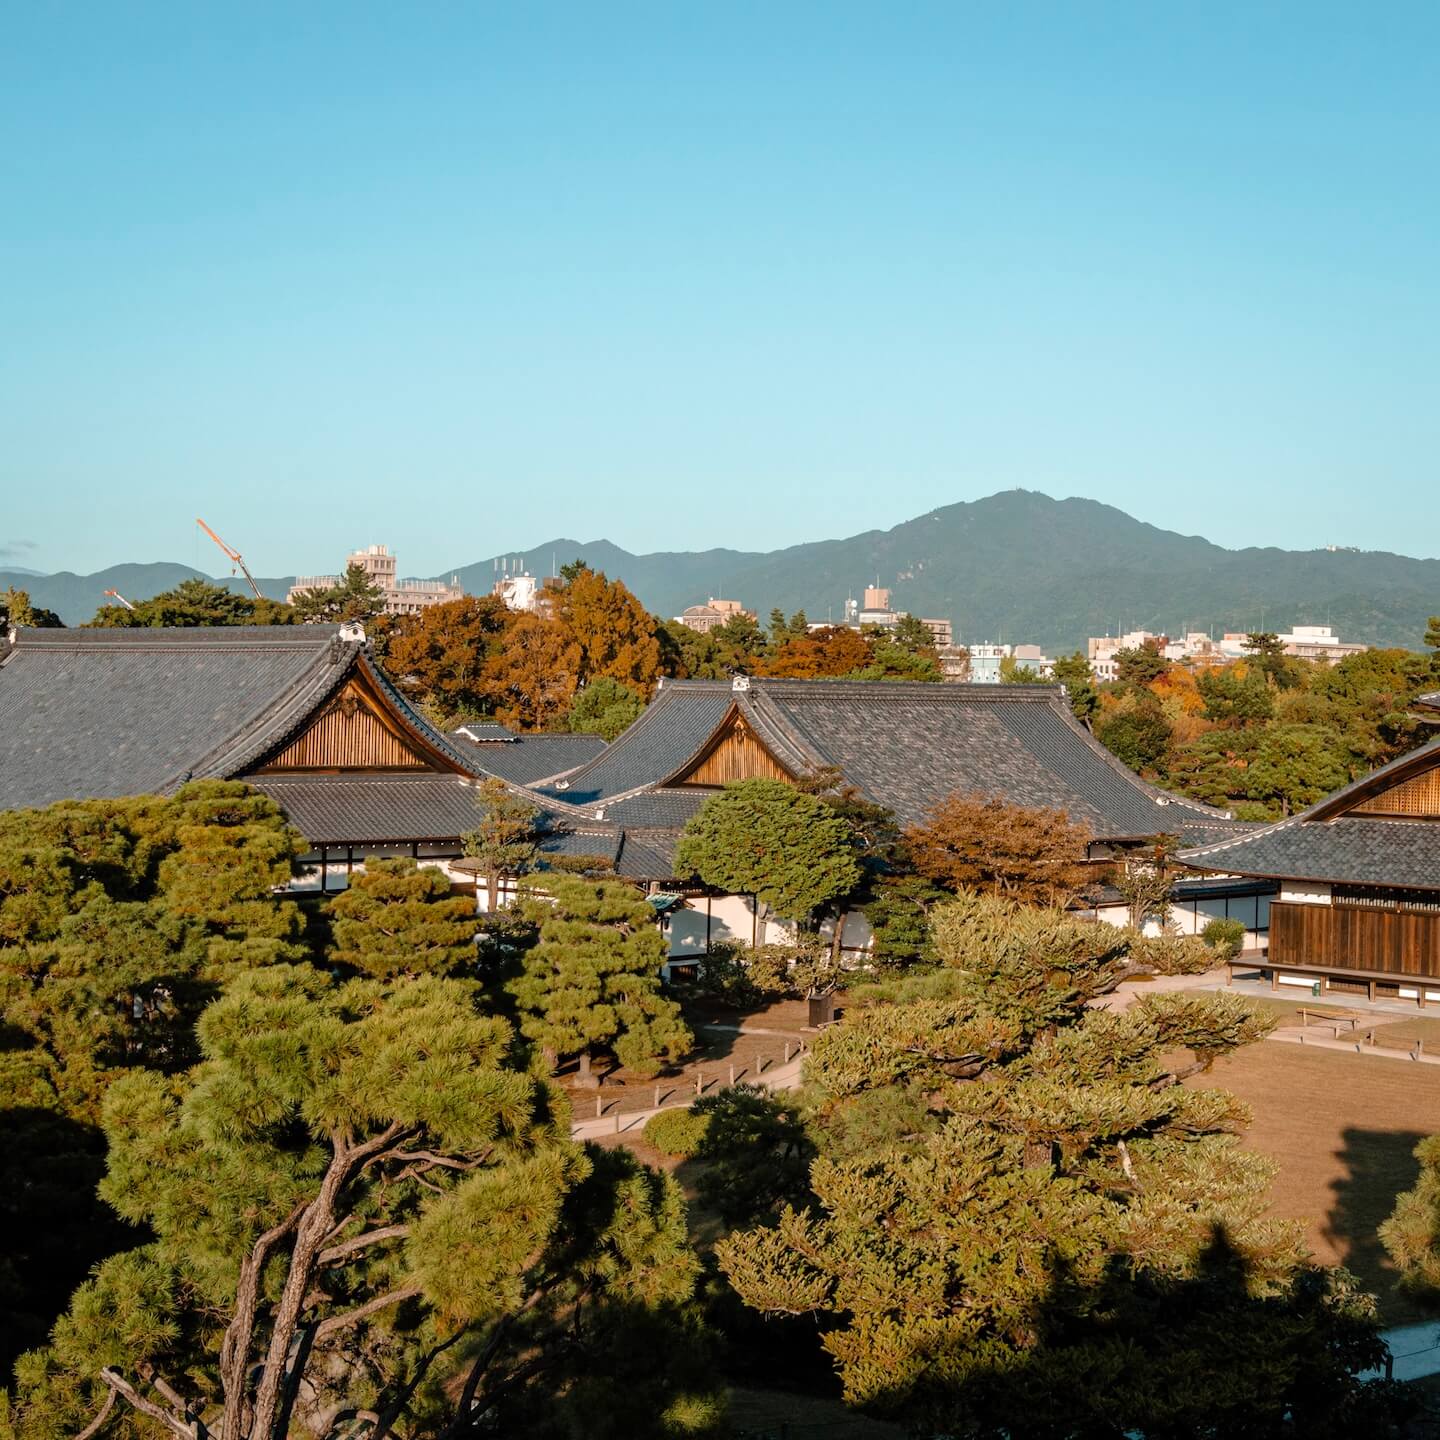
[903,792,1095,907]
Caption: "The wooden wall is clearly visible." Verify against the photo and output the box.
[256,681,433,772]
[674,715,793,788]
[1270,900,1440,979]
[1353,768,1440,817]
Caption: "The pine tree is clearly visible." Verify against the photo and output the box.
[327,856,478,979]
[9,965,707,1438]
[716,893,1392,1436]
[508,878,691,1084]
[463,777,540,911]
[1380,1135,1440,1294]
[673,779,862,926]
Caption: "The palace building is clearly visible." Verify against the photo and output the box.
[1181,732,1440,1004]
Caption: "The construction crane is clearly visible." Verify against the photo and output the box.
[102,589,136,611]
[196,517,262,598]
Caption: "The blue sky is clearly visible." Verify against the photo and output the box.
[3,2,1438,577]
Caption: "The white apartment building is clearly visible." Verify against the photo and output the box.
[969,642,1053,684]
[288,545,464,617]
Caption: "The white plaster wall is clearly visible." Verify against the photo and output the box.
[1279,882,1332,906]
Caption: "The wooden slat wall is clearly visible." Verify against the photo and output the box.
[1353,768,1440,816]
[1270,901,1440,978]
[259,683,432,771]
[675,719,793,787]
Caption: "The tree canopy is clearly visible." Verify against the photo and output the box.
[716,894,1392,1437]
[291,563,389,623]
[508,878,692,1083]
[85,577,297,628]
[326,856,478,979]
[674,779,863,923]
[902,792,1094,907]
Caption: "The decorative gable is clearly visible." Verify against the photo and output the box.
[1351,767,1440,818]
[253,674,447,773]
[668,706,795,788]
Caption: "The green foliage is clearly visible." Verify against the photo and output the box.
[674,779,862,922]
[290,562,388,623]
[1114,638,1168,686]
[0,588,63,628]
[463,776,540,910]
[644,1106,711,1158]
[510,878,692,1080]
[569,675,647,741]
[692,1085,814,1227]
[692,942,785,1009]
[1051,649,1100,723]
[1202,916,1248,959]
[1380,1135,1440,1295]
[326,856,478,979]
[1197,666,1276,727]
[1126,929,1220,976]
[86,577,297,628]
[997,653,1044,684]
[859,871,948,968]
[716,897,1384,1438]
[1246,722,1351,816]
[9,967,703,1437]
[1095,698,1173,770]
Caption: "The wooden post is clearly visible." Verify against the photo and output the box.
[1368,980,1377,1003]
[783,1043,791,1064]
[1301,1008,1308,1028]
[696,1073,703,1096]
[728,1064,736,1086]
[615,1110,621,1134]
[1417,1038,1425,1059]
[1270,970,1278,991]
[596,1096,603,1119]
[654,1085,661,1108]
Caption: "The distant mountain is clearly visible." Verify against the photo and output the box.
[11,491,1440,651]
[454,491,1440,654]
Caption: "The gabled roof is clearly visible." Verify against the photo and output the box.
[448,729,608,787]
[1179,735,1440,888]
[0,625,372,810]
[539,678,1241,846]
[0,626,573,854]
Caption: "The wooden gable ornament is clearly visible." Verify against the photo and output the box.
[667,703,795,788]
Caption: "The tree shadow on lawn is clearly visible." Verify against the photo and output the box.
[1328,1125,1435,1327]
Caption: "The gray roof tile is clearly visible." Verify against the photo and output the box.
[1181,815,1440,890]
[451,732,607,787]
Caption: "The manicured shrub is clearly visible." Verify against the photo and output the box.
[1202,916,1248,960]
[1129,931,1216,976]
[644,1106,710,1157]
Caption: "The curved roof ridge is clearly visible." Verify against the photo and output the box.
[175,638,366,786]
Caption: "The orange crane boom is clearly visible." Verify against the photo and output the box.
[196,517,262,599]
[102,589,136,611]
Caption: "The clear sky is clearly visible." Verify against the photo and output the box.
[3,2,1438,577]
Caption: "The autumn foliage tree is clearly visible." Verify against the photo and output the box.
[374,594,510,718]
[903,792,1094,906]
[558,568,661,694]
[480,611,584,730]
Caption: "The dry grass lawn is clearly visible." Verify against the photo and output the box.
[1197,1043,1440,1325]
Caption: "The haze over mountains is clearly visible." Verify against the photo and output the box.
[8,491,1438,654]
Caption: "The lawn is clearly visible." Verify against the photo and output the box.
[1196,1043,1440,1326]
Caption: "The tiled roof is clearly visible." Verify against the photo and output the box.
[0,625,366,810]
[600,789,707,829]
[450,731,607,787]
[451,722,515,741]
[538,678,1239,845]
[538,686,735,804]
[253,773,489,847]
[1181,815,1440,890]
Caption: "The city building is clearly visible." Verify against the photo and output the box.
[967,642,1053,683]
[493,568,541,613]
[673,598,753,634]
[288,545,464,617]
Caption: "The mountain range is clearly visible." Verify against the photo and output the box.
[7,491,1438,654]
